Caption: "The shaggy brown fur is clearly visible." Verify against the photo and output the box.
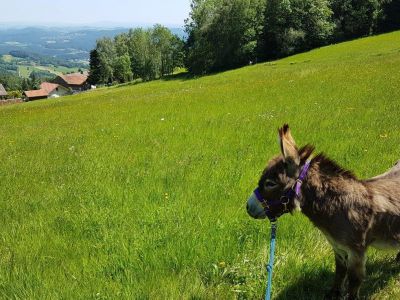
[256,125,400,300]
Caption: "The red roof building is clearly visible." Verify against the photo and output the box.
[53,73,89,92]
[24,82,71,101]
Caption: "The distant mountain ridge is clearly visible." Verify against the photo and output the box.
[0,26,186,63]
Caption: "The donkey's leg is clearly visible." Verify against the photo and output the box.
[347,250,366,300]
[325,250,347,299]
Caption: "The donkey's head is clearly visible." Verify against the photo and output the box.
[246,124,313,220]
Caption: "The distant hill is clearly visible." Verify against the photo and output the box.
[0,26,186,64]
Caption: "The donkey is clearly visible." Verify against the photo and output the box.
[246,124,400,300]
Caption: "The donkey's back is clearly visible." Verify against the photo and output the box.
[365,160,400,249]
[368,160,400,181]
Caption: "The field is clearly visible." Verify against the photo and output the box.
[17,64,82,78]
[1,54,13,63]
[1,55,81,78]
[1,31,400,299]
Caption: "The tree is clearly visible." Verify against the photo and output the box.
[128,28,154,80]
[185,0,221,74]
[88,49,102,84]
[7,90,23,99]
[89,26,185,84]
[29,72,39,89]
[376,0,400,33]
[152,24,185,76]
[170,36,185,72]
[21,78,30,91]
[261,0,334,59]
[0,73,24,91]
[330,0,384,40]
[114,33,130,56]
[113,54,133,83]
[127,25,184,81]
[95,38,116,84]
[185,0,266,74]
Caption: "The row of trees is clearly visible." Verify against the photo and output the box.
[0,71,51,92]
[185,0,400,74]
[88,25,184,84]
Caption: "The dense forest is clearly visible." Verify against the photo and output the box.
[184,0,400,74]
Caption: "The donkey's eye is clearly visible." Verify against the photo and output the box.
[264,180,278,189]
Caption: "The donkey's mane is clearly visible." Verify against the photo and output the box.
[299,145,356,179]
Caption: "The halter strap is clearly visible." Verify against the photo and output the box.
[294,158,312,196]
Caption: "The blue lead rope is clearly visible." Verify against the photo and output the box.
[265,221,277,300]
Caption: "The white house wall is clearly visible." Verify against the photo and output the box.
[48,87,71,98]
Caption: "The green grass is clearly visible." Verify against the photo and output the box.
[17,65,34,78]
[18,65,83,78]
[35,65,82,76]
[1,54,14,63]
[53,65,82,74]
[1,31,400,299]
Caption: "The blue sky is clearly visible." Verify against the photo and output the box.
[1,0,191,26]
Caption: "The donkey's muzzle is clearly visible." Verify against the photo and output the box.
[246,192,267,219]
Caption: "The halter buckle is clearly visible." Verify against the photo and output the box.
[280,196,290,213]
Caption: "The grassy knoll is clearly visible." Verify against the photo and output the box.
[1,31,400,299]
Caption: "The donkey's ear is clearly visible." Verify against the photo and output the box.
[278,124,300,170]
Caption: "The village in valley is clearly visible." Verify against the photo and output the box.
[0,72,90,105]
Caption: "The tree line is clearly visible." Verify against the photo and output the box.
[88,25,184,85]
[89,1,400,81]
[185,0,400,74]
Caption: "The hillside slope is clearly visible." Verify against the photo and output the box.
[1,31,400,299]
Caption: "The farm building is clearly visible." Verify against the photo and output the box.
[0,84,8,99]
[24,82,70,101]
[53,73,89,92]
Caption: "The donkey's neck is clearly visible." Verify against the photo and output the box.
[298,154,365,222]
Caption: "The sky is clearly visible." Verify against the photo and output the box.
[0,0,191,27]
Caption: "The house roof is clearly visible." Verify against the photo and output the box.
[24,81,72,99]
[0,84,7,96]
[40,82,59,93]
[60,73,88,85]
[24,89,48,98]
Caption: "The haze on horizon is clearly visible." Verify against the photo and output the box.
[0,0,191,27]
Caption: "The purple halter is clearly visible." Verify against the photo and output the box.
[254,159,312,221]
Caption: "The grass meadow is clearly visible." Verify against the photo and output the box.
[17,65,82,78]
[1,55,13,63]
[1,31,400,299]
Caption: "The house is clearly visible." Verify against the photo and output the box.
[53,73,89,92]
[24,89,48,101]
[24,82,70,101]
[0,84,8,99]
